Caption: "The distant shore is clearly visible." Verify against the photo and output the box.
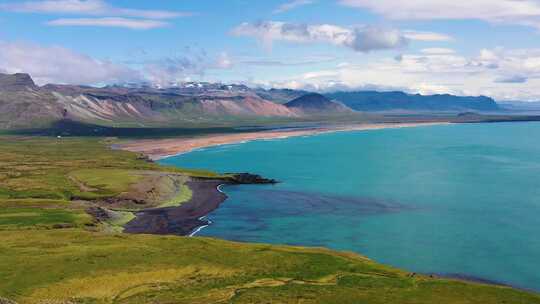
[118,122,448,160]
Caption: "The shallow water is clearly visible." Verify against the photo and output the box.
[160,122,540,291]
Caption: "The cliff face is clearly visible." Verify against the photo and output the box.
[0,73,38,92]
[0,73,64,129]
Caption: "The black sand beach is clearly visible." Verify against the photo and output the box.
[124,179,227,236]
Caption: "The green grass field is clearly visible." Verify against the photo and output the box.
[0,136,539,303]
[0,199,93,230]
[0,137,221,201]
[1,229,539,304]
[70,168,144,196]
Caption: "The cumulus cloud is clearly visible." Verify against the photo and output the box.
[0,0,190,19]
[142,50,235,86]
[232,21,409,52]
[393,48,540,89]
[339,0,540,30]
[251,47,540,100]
[349,27,407,52]
[471,48,540,82]
[0,40,142,85]
[273,0,314,14]
[47,17,168,29]
[144,58,203,86]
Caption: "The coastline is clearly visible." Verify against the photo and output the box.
[120,122,446,237]
[124,179,228,236]
[113,121,537,292]
[117,122,448,160]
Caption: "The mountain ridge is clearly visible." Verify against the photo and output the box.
[325,91,500,112]
[0,73,38,92]
[285,93,353,114]
[0,72,508,130]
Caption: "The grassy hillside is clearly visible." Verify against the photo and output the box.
[0,136,219,200]
[0,136,539,303]
[3,229,539,304]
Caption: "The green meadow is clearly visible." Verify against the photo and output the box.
[0,136,539,303]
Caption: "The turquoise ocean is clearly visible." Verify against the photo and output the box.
[160,122,540,291]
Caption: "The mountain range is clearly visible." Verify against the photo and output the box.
[0,73,350,130]
[325,91,500,112]
[0,72,504,130]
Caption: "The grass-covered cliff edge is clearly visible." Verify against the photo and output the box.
[0,136,539,304]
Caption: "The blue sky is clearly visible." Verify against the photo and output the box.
[2,0,540,100]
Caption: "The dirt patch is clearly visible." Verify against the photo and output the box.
[68,175,98,192]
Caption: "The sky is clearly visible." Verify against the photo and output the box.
[3,0,540,100]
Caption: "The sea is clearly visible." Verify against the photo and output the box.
[160,122,540,291]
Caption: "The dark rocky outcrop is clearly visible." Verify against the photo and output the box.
[86,206,112,222]
[227,173,278,184]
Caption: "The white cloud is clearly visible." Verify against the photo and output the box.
[302,70,339,80]
[410,82,455,95]
[231,21,408,52]
[340,0,540,30]
[420,48,456,55]
[403,30,453,42]
[215,52,234,69]
[0,39,236,87]
[471,48,540,81]
[0,0,190,19]
[47,17,168,29]
[142,50,235,86]
[240,55,335,67]
[273,0,314,14]
[252,47,540,100]
[0,41,141,85]
[350,27,407,52]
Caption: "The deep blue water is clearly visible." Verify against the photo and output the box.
[160,122,540,291]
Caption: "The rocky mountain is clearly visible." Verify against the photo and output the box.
[46,83,302,126]
[0,73,38,92]
[0,74,65,129]
[255,88,308,104]
[325,91,500,112]
[0,73,331,130]
[1,72,511,131]
[285,93,353,115]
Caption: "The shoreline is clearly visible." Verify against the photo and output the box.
[124,179,228,236]
[121,122,447,236]
[118,122,536,292]
[117,122,448,161]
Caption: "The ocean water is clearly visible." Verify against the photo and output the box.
[160,122,540,291]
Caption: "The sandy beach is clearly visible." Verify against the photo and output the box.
[117,122,447,160]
